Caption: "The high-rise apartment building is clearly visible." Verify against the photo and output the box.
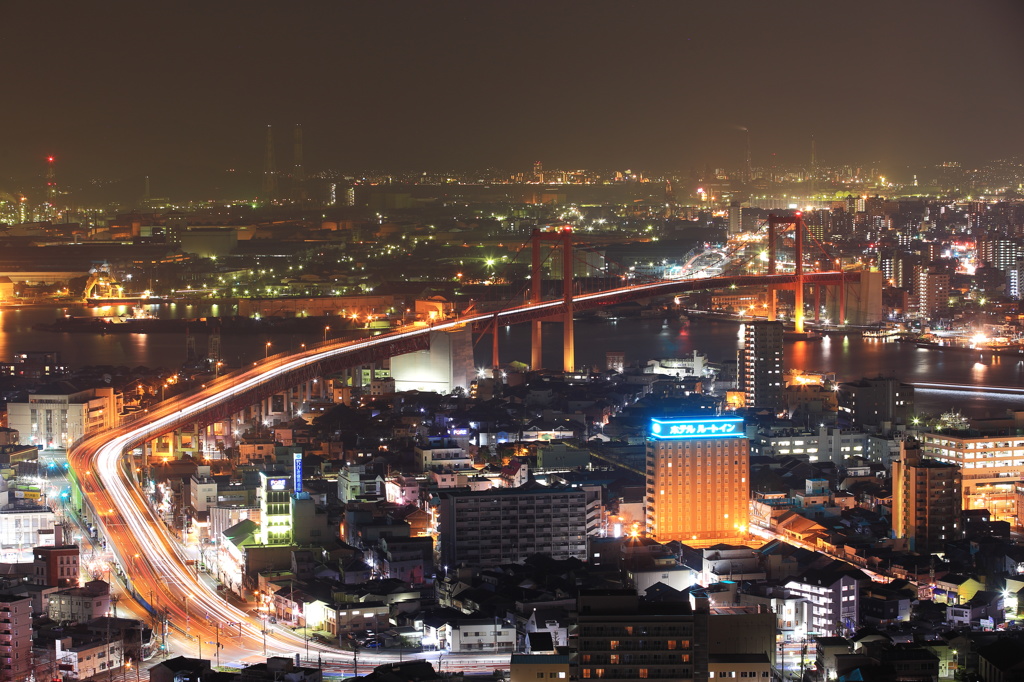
[1007,258,1024,300]
[913,265,950,319]
[645,417,750,544]
[738,321,783,411]
[891,438,962,554]
[977,238,1020,272]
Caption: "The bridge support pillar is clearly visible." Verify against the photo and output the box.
[492,316,500,370]
[531,231,543,370]
[562,229,574,373]
[793,214,804,334]
[838,275,846,325]
[767,287,777,321]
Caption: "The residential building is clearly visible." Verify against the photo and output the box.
[47,580,110,623]
[914,265,950,318]
[54,635,123,681]
[0,352,67,380]
[784,562,869,637]
[415,441,473,472]
[837,376,914,429]
[891,438,961,553]
[573,589,708,681]
[510,654,570,682]
[645,417,749,544]
[33,545,79,588]
[0,593,32,682]
[432,485,596,567]
[738,320,783,412]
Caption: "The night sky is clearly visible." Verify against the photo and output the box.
[3,1,1024,196]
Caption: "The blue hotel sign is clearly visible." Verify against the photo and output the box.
[649,417,745,440]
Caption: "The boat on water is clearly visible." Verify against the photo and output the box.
[863,326,903,340]
[108,306,158,324]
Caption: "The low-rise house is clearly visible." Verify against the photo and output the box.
[48,580,110,624]
[946,590,1004,628]
[932,574,984,605]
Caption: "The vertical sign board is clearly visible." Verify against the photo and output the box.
[293,450,303,494]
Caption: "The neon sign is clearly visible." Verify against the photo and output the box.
[649,417,745,440]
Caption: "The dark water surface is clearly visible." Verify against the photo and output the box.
[6,306,1023,418]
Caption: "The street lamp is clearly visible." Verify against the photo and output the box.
[324,325,331,343]
[265,341,272,359]
[256,591,269,655]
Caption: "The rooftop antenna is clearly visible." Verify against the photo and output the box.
[742,127,752,182]
[46,155,58,219]
[293,124,307,204]
[810,133,817,197]
[263,125,278,202]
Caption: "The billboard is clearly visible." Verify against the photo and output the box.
[648,417,745,440]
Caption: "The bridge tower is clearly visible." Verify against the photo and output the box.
[530,228,575,372]
[766,214,807,333]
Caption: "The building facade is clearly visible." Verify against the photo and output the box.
[891,439,962,554]
[645,417,750,544]
[921,430,1023,523]
[0,593,32,682]
[7,387,120,450]
[33,545,79,588]
[573,590,708,682]
[432,485,596,567]
[738,321,783,411]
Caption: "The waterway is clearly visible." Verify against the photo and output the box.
[491,316,1024,419]
[6,305,1024,418]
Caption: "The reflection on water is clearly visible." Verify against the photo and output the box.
[0,304,317,369]
[489,318,1024,418]
[3,307,1024,418]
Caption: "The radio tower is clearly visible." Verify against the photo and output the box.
[809,133,817,197]
[292,124,307,204]
[262,125,278,202]
[45,156,58,220]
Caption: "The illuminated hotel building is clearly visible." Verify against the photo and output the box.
[921,431,1022,523]
[645,417,750,544]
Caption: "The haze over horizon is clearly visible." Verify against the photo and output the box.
[3,1,1024,198]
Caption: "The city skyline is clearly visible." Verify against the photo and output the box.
[3,1,1024,197]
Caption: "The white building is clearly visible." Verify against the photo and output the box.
[415,443,473,472]
[758,426,866,464]
[0,506,56,549]
[7,387,120,450]
[391,328,474,394]
[644,351,711,378]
